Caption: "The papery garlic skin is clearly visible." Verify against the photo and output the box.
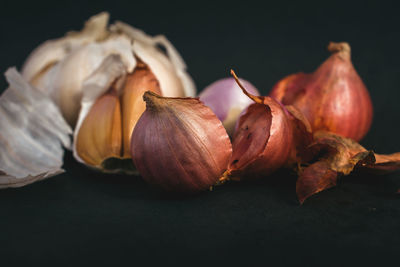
[199,77,260,135]
[110,21,196,98]
[24,30,136,127]
[22,12,110,91]
[0,68,71,188]
[131,92,232,193]
[270,42,373,142]
[22,12,196,129]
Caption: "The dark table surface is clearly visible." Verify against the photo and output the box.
[1,0,400,266]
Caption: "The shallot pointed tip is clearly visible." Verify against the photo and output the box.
[142,90,164,111]
[230,69,263,104]
[327,42,351,58]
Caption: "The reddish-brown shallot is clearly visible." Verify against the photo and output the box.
[270,42,373,142]
[131,91,232,193]
[225,70,293,179]
[199,77,260,136]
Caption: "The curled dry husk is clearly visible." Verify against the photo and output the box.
[131,91,232,193]
[296,131,400,204]
[0,12,196,187]
[0,68,72,188]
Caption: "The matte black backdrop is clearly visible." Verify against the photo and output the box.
[1,0,400,266]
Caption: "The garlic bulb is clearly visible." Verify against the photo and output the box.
[0,12,196,188]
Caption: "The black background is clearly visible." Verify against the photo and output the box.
[1,0,400,266]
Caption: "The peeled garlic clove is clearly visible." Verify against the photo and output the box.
[0,68,71,188]
[227,71,293,178]
[122,63,161,158]
[131,91,232,193]
[76,89,122,167]
[199,77,260,136]
[270,42,373,141]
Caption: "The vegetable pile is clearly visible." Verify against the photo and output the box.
[1,13,399,204]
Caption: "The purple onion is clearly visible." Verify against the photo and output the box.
[199,77,260,135]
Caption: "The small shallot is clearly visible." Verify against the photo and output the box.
[131,91,232,193]
[270,42,373,141]
[226,70,293,179]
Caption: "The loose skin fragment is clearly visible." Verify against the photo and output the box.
[0,68,72,188]
[296,161,338,205]
[284,105,313,167]
[297,131,400,204]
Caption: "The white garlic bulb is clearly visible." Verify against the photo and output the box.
[0,12,196,187]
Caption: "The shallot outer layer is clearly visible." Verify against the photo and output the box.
[270,42,373,141]
[228,97,293,178]
[131,92,232,193]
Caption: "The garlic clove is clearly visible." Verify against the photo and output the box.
[75,89,122,167]
[131,91,232,193]
[72,55,129,167]
[121,63,161,158]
